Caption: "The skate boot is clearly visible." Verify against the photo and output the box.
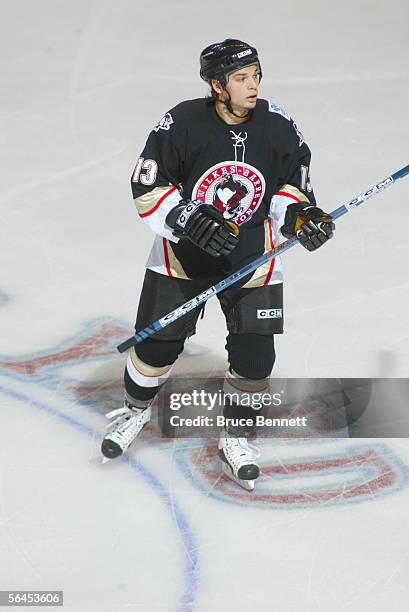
[101,400,151,460]
[218,432,260,491]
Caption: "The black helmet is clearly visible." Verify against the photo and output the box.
[200,38,262,86]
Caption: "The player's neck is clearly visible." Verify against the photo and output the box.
[215,99,249,125]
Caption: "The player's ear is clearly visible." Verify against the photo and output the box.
[211,79,223,96]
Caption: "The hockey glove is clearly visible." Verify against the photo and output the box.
[166,199,239,257]
[280,203,335,252]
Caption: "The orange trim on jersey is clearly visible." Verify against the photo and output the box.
[139,185,178,218]
[275,190,301,202]
[163,238,173,277]
[264,218,275,286]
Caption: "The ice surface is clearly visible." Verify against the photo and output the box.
[1,1,409,610]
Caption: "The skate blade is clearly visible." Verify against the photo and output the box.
[222,463,255,491]
[101,456,111,465]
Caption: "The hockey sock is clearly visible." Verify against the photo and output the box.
[222,369,269,436]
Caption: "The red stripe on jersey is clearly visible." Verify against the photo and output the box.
[163,238,173,277]
[140,186,178,218]
[275,190,301,202]
[264,218,275,286]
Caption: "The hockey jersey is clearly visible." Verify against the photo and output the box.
[131,98,316,286]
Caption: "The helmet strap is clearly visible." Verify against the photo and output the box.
[217,74,251,120]
[224,89,251,119]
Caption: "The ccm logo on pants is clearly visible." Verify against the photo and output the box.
[257,309,282,319]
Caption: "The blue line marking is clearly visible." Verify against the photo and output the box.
[0,382,199,612]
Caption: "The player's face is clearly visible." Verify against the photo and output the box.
[225,64,260,111]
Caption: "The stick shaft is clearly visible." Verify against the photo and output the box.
[117,163,409,353]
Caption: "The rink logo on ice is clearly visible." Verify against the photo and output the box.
[177,441,409,509]
[153,112,174,132]
[257,309,282,319]
[1,321,409,513]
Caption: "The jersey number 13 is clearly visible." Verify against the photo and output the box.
[132,157,158,185]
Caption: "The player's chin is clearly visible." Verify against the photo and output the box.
[245,96,258,106]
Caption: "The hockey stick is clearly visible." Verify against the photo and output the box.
[117,163,409,353]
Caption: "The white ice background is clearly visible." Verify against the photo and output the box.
[1,1,409,611]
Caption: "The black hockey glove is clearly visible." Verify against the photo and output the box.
[280,203,335,252]
[166,199,239,257]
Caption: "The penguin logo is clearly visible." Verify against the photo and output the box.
[212,173,249,218]
[192,162,266,226]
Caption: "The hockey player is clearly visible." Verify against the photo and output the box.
[101,39,335,489]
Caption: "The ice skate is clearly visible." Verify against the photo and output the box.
[101,401,151,460]
[218,433,260,491]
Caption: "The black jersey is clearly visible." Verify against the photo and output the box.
[131,98,316,285]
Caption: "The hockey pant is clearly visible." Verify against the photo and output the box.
[124,269,284,429]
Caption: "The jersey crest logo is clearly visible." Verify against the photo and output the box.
[268,102,304,146]
[192,162,266,226]
[153,112,174,132]
[292,120,305,147]
[268,101,290,121]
